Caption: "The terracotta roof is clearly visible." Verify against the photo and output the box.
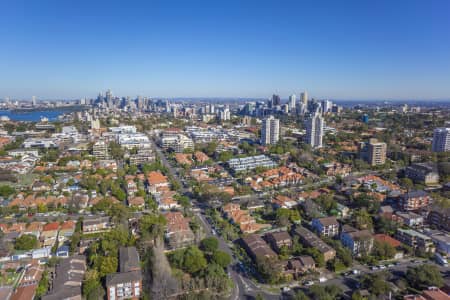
[147,171,168,185]
[164,212,190,233]
[374,234,401,248]
[60,220,75,230]
[422,287,450,300]
[43,222,59,231]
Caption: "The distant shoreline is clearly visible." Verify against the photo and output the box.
[0,105,87,113]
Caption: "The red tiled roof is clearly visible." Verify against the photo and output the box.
[374,234,401,248]
[43,222,59,231]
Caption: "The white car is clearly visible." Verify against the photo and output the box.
[379,265,386,269]
[304,281,314,286]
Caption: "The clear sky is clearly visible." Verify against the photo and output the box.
[1,0,449,100]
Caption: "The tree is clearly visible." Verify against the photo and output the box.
[294,290,310,300]
[276,208,300,227]
[99,256,118,276]
[256,256,283,284]
[373,241,396,260]
[200,237,219,253]
[309,285,343,300]
[35,270,49,299]
[182,246,207,274]
[200,263,232,293]
[361,272,391,296]
[139,213,167,241]
[353,208,373,230]
[399,177,414,190]
[211,250,231,268]
[406,264,444,289]
[0,185,15,198]
[109,141,124,160]
[15,234,38,250]
[83,269,103,299]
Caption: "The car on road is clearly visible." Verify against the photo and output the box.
[387,264,394,268]
[303,280,314,286]
[211,229,217,235]
[370,266,379,271]
[379,265,386,269]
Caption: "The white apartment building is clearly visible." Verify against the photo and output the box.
[305,112,324,148]
[161,134,194,153]
[118,133,151,150]
[432,127,450,152]
[228,155,277,173]
[261,116,280,146]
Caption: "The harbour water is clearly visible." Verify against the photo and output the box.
[0,108,79,122]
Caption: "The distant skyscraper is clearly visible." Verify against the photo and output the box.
[271,94,281,107]
[289,94,296,111]
[261,115,280,146]
[219,107,231,121]
[106,89,113,108]
[432,128,450,152]
[305,112,324,148]
[31,96,36,106]
[321,99,332,113]
[300,91,308,106]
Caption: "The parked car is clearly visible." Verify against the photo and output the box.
[304,281,314,286]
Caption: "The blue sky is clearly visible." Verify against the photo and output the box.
[1,0,449,100]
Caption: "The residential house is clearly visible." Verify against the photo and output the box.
[405,163,440,185]
[322,162,351,177]
[10,261,44,300]
[240,234,277,261]
[265,231,292,253]
[147,171,170,194]
[56,245,70,257]
[128,196,145,209]
[194,151,209,164]
[41,222,59,247]
[311,217,339,238]
[340,225,374,256]
[428,207,450,232]
[164,212,195,249]
[285,256,316,279]
[421,287,450,300]
[126,180,138,196]
[41,255,86,300]
[396,228,435,253]
[106,247,142,300]
[24,222,42,239]
[293,226,336,262]
[58,220,75,242]
[175,153,192,165]
[374,234,401,248]
[396,212,424,227]
[272,195,298,209]
[336,203,350,219]
[398,191,431,211]
[424,230,450,256]
[82,216,111,234]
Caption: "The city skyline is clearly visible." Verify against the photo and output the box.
[1,0,450,100]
